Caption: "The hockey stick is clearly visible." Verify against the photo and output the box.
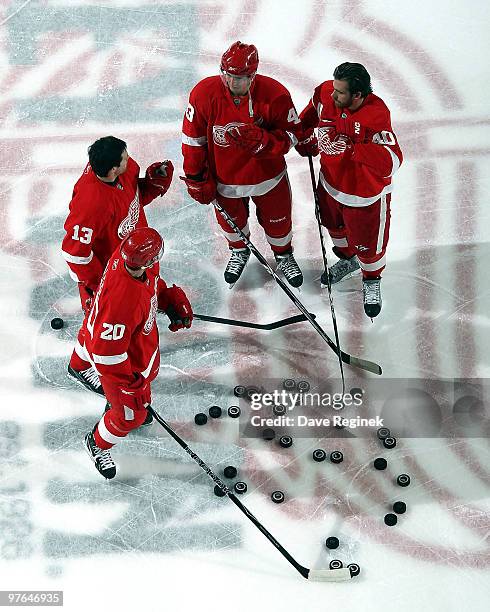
[307,155,345,392]
[193,312,314,330]
[147,404,355,582]
[213,200,382,375]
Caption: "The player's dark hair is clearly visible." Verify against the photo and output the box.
[333,62,373,98]
[88,136,127,177]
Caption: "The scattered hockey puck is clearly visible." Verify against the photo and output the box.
[209,405,222,419]
[383,436,396,449]
[377,427,391,440]
[384,513,398,526]
[271,490,285,504]
[50,317,64,330]
[214,485,226,497]
[234,385,247,398]
[374,457,387,470]
[329,559,343,570]
[297,380,310,393]
[282,379,296,390]
[350,387,363,397]
[397,474,411,487]
[393,501,407,514]
[348,563,361,577]
[279,435,293,448]
[227,405,241,418]
[246,386,260,400]
[234,481,247,494]
[194,413,207,426]
[273,404,286,416]
[262,428,275,441]
[312,449,326,462]
[325,536,339,550]
[330,450,343,464]
[223,466,238,479]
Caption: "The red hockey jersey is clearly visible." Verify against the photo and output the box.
[83,251,166,389]
[182,75,304,197]
[61,157,163,290]
[300,80,403,206]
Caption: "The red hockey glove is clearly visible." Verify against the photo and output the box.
[180,172,217,205]
[334,115,369,143]
[145,160,174,195]
[161,284,193,332]
[226,124,268,154]
[104,373,150,413]
[78,283,94,315]
[295,130,319,157]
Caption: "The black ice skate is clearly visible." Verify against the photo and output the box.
[103,402,153,427]
[224,248,250,286]
[84,430,116,480]
[363,277,382,318]
[321,254,360,286]
[274,250,303,288]
[68,365,104,396]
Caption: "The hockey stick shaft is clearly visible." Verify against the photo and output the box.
[213,200,381,375]
[193,312,312,330]
[147,405,311,579]
[307,155,345,391]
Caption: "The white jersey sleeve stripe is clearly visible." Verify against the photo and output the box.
[382,146,401,178]
[92,352,128,365]
[62,249,93,265]
[181,134,208,146]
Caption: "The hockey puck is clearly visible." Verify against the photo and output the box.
[350,387,364,397]
[297,380,310,393]
[271,490,285,504]
[279,435,293,448]
[330,450,343,464]
[214,485,226,497]
[384,513,398,526]
[312,449,326,462]
[234,481,247,494]
[282,379,296,390]
[377,427,391,440]
[273,404,286,416]
[262,428,275,441]
[325,536,339,550]
[223,466,238,479]
[373,457,387,470]
[329,559,343,570]
[348,563,361,577]
[209,405,222,419]
[396,474,411,487]
[50,317,64,330]
[227,405,241,418]
[194,413,207,426]
[246,386,260,400]
[234,385,247,398]
[383,436,396,449]
[393,501,407,514]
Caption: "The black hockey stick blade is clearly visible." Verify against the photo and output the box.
[193,312,315,330]
[340,349,382,376]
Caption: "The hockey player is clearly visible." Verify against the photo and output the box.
[62,136,173,314]
[181,41,308,288]
[69,227,193,479]
[298,63,403,317]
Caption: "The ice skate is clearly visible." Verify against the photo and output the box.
[363,277,382,318]
[84,430,116,479]
[224,248,250,286]
[68,365,104,396]
[274,250,303,288]
[321,255,360,287]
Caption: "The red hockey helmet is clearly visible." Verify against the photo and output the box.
[120,227,163,269]
[220,41,259,76]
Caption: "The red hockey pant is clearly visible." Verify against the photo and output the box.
[214,174,293,254]
[317,183,391,279]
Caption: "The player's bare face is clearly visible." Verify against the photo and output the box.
[223,72,253,96]
[332,80,354,108]
[115,149,129,176]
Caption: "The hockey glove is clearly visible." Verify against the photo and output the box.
[160,284,193,332]
[104,373,150,413]
[226,124,292,157]
[295,130,319,157]
[145,160,174,196]
[180,172,217,205]
[334,115,369,143]
[78,283,94,316]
